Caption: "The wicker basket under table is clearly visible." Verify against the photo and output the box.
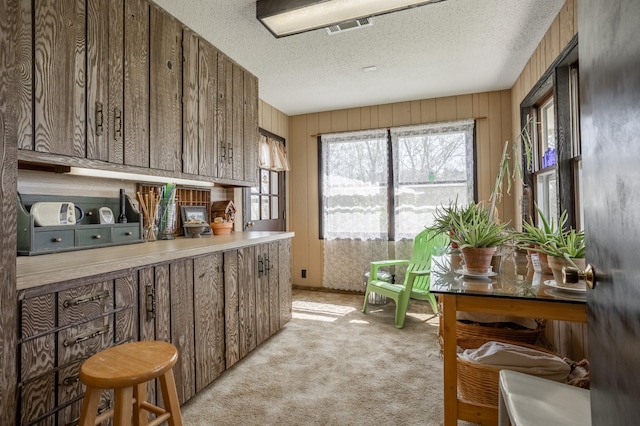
[456,338,562,407]
[456,319,545,345]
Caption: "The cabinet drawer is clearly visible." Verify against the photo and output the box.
[33,229,75,252]
[21,334,55,382]
[58,281,113,327]
[57,361,83,407]
[76,227,112,246]
[21,372,56,425]
[112,224,141,242]
[58,316,114,366]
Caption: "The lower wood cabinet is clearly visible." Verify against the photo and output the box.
[18,238,292,424]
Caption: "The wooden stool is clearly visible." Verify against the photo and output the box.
[79,340,182,426]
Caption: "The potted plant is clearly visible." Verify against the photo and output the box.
[539,228,586,284]
[515,206,567,274]
[449,202,511,273]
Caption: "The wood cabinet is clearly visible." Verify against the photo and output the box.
[86,0,124,163]
[149,5,182,172]
[224,240,292,367]
[123,0,150,167]
[18,275,137,425]
[183,31,219,177]
[18,237,291,424]
[19,0,258,186]
[193,253,225,392]
[33,0,86,157]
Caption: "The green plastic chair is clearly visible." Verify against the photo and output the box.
[362,228,449,329]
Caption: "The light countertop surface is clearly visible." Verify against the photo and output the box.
[17,231,294,291]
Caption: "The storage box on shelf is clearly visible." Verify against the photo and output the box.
[17,193,143,256]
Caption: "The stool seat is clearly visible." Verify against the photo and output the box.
[79,340,182,426]
[80,340,178,389]
[498,370,591,426]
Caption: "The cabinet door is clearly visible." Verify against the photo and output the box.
[170,259,195,404]
[149,5,182,172]
[231,63,244,181]
[182,29,199,176]
[267,242,280,335]
[217,53,233,180]
[238,246,257,356]
[198,41,219,177]
[243,71,259,184]
[255,244,270,345]
[87,0,124,162]
[34,0,86,157]
[224,250,240,368]
[124,0,149,167]
[194,253,225,392]
[279,239,293,326]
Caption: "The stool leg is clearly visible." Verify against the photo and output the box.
[113,386,134,426]
[159,369,183,426]
[79,387,102,426]
[133,382,149,426]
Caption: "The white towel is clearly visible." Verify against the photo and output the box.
[459,341,570,382]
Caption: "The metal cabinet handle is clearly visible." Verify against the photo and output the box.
[145,284,156,322]
[63,325,110,347]
[258,255,264,278]
[228,143,233,164]
[63,290,110,308]
[62,373,80,386]
[95,102,104,136]
[54,237,63,243]
[264,256,270,272]
[125,231,133,236]
[93,234,102,239]
[114,107,122,141]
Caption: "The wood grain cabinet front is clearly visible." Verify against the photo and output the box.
[18,274,138,425]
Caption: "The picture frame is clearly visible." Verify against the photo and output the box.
[180,206,211,235]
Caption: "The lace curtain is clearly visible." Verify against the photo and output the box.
[320,129,389,290]
[320,121,475,291]
[259,134,290,171]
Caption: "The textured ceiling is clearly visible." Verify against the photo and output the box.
[153,0,565,116]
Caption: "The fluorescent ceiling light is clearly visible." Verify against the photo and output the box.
[257,0,446,38]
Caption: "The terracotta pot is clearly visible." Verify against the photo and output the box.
[461,247,496,273]
[547,256,586,285]
[210,222,233,235]
[536,252,553,275]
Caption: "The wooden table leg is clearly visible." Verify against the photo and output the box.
[442,294,458,426]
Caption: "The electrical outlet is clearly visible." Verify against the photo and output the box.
[301,269,307,278]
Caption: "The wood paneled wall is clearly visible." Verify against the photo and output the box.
[289,92,512,289]
[510,0,585,361]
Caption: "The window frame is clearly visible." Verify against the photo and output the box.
[520,35,580,229]
[243,128,286,232]
[318,122,477,240]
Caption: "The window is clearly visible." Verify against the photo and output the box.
[319,120,475,241]
[521,36,581,230]
[243,130,287,231]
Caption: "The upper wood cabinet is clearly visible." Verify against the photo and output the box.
[123,0,150,167]
[20,0,258,186]
[86,0,124,163]
[183,31,219,177]
[150,5,183,172]
[33,0,86,157]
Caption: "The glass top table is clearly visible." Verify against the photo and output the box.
[429,251,588,426]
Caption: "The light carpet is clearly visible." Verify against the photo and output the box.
[181,289,446,425]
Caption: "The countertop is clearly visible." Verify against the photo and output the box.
[17,231,294,291]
